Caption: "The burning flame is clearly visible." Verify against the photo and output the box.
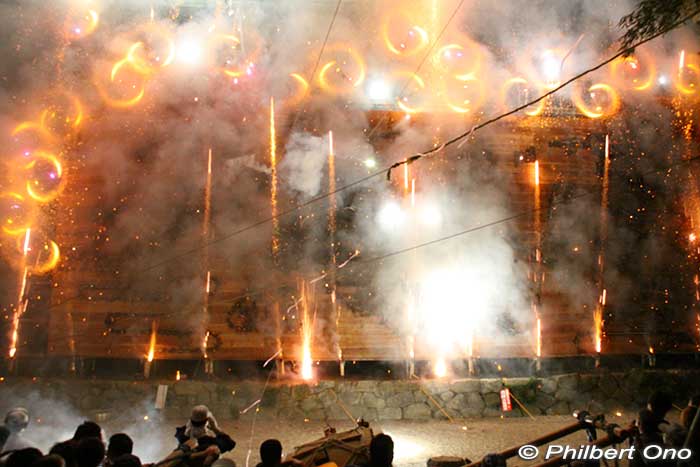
[270,97,280,258]
[8,228,31,358]
[147,320,157,362]
[594,305,603,353]
[434,357,447,378]
[536,316,542,358]
[534,160,540,186]
[299,282,314,381]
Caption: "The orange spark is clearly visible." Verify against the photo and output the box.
[300,283,313,381]
[146,320,157,362]
[270,97,279,259]
[9,228,31,358]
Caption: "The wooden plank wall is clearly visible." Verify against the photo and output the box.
[41,112,698,361]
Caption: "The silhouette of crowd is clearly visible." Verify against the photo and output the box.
[1,393,698,467]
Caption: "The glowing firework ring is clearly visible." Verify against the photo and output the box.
[10,232,61,274]
[501,77,545,116]
[381,13,429,58]
[95,59,147,108]
[433,41,482,80]
[317,45,366,95]
[675,63,699,96]
[572,82,621,119]
[394,71,427,114]
[24,151,65,203]
[39,91,84,135]
[121,24,176,75]
[32,240,61,274]
[66,8,99,40]
[11,120,56,147]
[209,32,261,80]
[441,74,485,114]
[609,49,656,92]
[0,193,33,236]
[283,73,310,107]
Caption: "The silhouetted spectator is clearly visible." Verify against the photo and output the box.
[50,441,77,467]
[211,460,236,467]
[3,407,34,451]
[75,437,105,467]
[6,447,43,467]
[175,405,235,455]
[369,434,393,467]
[258,439,283,467]
[106,433,133,466]
[111,453,142,467]
[0,425,10,453]
[31,454,66,467]
[73,422,103,442]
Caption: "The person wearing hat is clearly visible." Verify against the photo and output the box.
[174,405,235,460]
[3,408,34,452]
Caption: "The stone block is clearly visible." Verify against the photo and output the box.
[450,380,481,394]
[403,403,431,420]
[546,401,570,416]
[539,378,557,394]
[480,379,502,393]
[556,374,579,391]
[386,392,414,408]
[483,392,500,408]
[361,393,386,409]
[378,407,402,420]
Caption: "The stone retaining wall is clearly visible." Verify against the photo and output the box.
[0,370,697,422]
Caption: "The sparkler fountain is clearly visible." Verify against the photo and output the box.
[299,280,314,381]
[8,228,32,366]
[327,131,343,376]
[202,148,214,375]
[404,164,417,378]
[270,97,284,376]
[594,135,611,367]
[144,320,157,379]
[532,160,543,372]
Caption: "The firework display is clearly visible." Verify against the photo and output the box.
[0,0,698,380]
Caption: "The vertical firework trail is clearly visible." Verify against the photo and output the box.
[201,148,213,369]
[299,280,314,380]
[533,160,543,367]
[8,228,32,359]
[594,135,610,359]
[270,97,283,364]
[327,131,342,364]
[404,164,417,376]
